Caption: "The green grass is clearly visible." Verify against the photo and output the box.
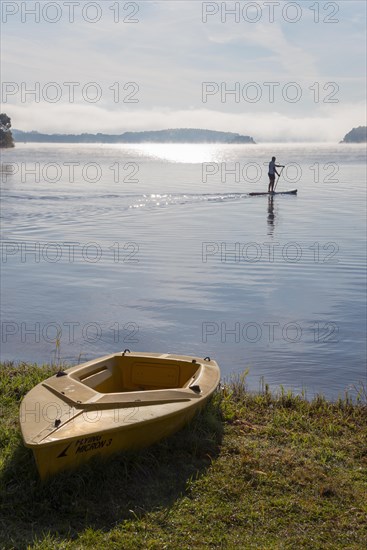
[0,363,366,549]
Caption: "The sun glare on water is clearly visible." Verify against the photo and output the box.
[123,143,226,164]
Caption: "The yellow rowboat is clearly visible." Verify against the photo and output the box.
[19,350,220,479]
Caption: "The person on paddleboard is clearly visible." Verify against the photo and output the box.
[268,156,285,193]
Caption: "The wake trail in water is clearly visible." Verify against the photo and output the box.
[1,192,253,231]
[2,191,252,214]
[128,192,250,210]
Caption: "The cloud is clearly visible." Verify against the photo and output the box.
[6,101,365,143]
[204,20,318,80]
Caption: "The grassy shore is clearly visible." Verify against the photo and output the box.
[0,362,366,549]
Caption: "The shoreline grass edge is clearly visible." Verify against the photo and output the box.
[1,361,366,549]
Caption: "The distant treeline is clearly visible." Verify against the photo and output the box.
[0,113,14,148]
[12,128,256,144]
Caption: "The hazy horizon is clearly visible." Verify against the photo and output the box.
[1,1,366,142]
[9,126,364,144]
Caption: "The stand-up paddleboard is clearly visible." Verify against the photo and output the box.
[249,189,297,196]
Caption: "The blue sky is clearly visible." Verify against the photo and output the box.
[1,0,366,141]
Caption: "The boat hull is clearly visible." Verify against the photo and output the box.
[30,405,200,479]
[19,351,220,478]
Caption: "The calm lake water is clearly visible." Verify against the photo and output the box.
[1,142,366,399]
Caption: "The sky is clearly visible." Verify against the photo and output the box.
[0,0,366,142]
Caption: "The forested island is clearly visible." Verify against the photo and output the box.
[340,126,367,143]
[7,124,367,146]
[12,128,255,144]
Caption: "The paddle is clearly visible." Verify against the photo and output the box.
[273,165,285,192]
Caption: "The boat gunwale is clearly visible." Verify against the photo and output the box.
[44,352,218,408]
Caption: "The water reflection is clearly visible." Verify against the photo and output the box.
[267,195,275,236]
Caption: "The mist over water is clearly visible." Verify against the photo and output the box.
[1,142,366,399]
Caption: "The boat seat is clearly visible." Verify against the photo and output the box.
[42,375,96,403]
[78,367,112,389]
